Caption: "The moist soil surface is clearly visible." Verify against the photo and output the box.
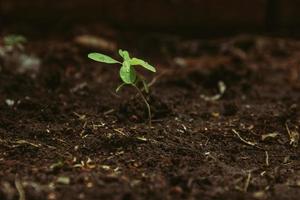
[0,30,300,200]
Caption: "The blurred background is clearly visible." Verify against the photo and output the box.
[1,0,300,36]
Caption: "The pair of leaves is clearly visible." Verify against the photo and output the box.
[88,50,156,85]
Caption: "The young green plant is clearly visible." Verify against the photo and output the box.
[88,49,156,126]
[3,34,27,50]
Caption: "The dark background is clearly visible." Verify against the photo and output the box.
[1,0,300,35]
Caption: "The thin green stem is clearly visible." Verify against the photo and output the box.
[132,84,152,127]
[116,82,126,93]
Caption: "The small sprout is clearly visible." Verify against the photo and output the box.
[285,123,299,147]
[1,34,26,58]
[88,49,156,126]
[3,34,27,49]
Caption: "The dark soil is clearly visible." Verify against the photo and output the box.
[0,30,300,200]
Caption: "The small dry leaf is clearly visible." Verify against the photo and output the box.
[56,176,70,185]
[100,165,111,170]
[136,137,148,141]
[169,186,183,195]
[211,112,220,118]
[86,158,96,169]
[15,140,41,147]
[283,156,290,164]
[47,193,56,200]
[50,161,64,170]
[261,132,279,141]
[74,35,117,52]
[253,191,267,199]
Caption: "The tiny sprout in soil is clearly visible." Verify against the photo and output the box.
[88,49,156,126]
[3,34,27,49]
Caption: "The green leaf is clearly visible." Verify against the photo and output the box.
[130,58,156,72]
[4,35,27,46]
[120,65,136,84]
[88,53,120,64]
[118,49,130,61]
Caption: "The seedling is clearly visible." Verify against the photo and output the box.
[1,34,27,60]
[88,49,156,126]
[4,35,26,45]
[3,34,27,50]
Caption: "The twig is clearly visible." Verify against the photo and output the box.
[148,72,166,88]
[73,112,87,121]
[232,129,257,147]
[114,128,127,137]
[15,176,25,200]
[13,140,41,148]
[103,109,115,115]
[265,151,269,167]
[243,172,251,192]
